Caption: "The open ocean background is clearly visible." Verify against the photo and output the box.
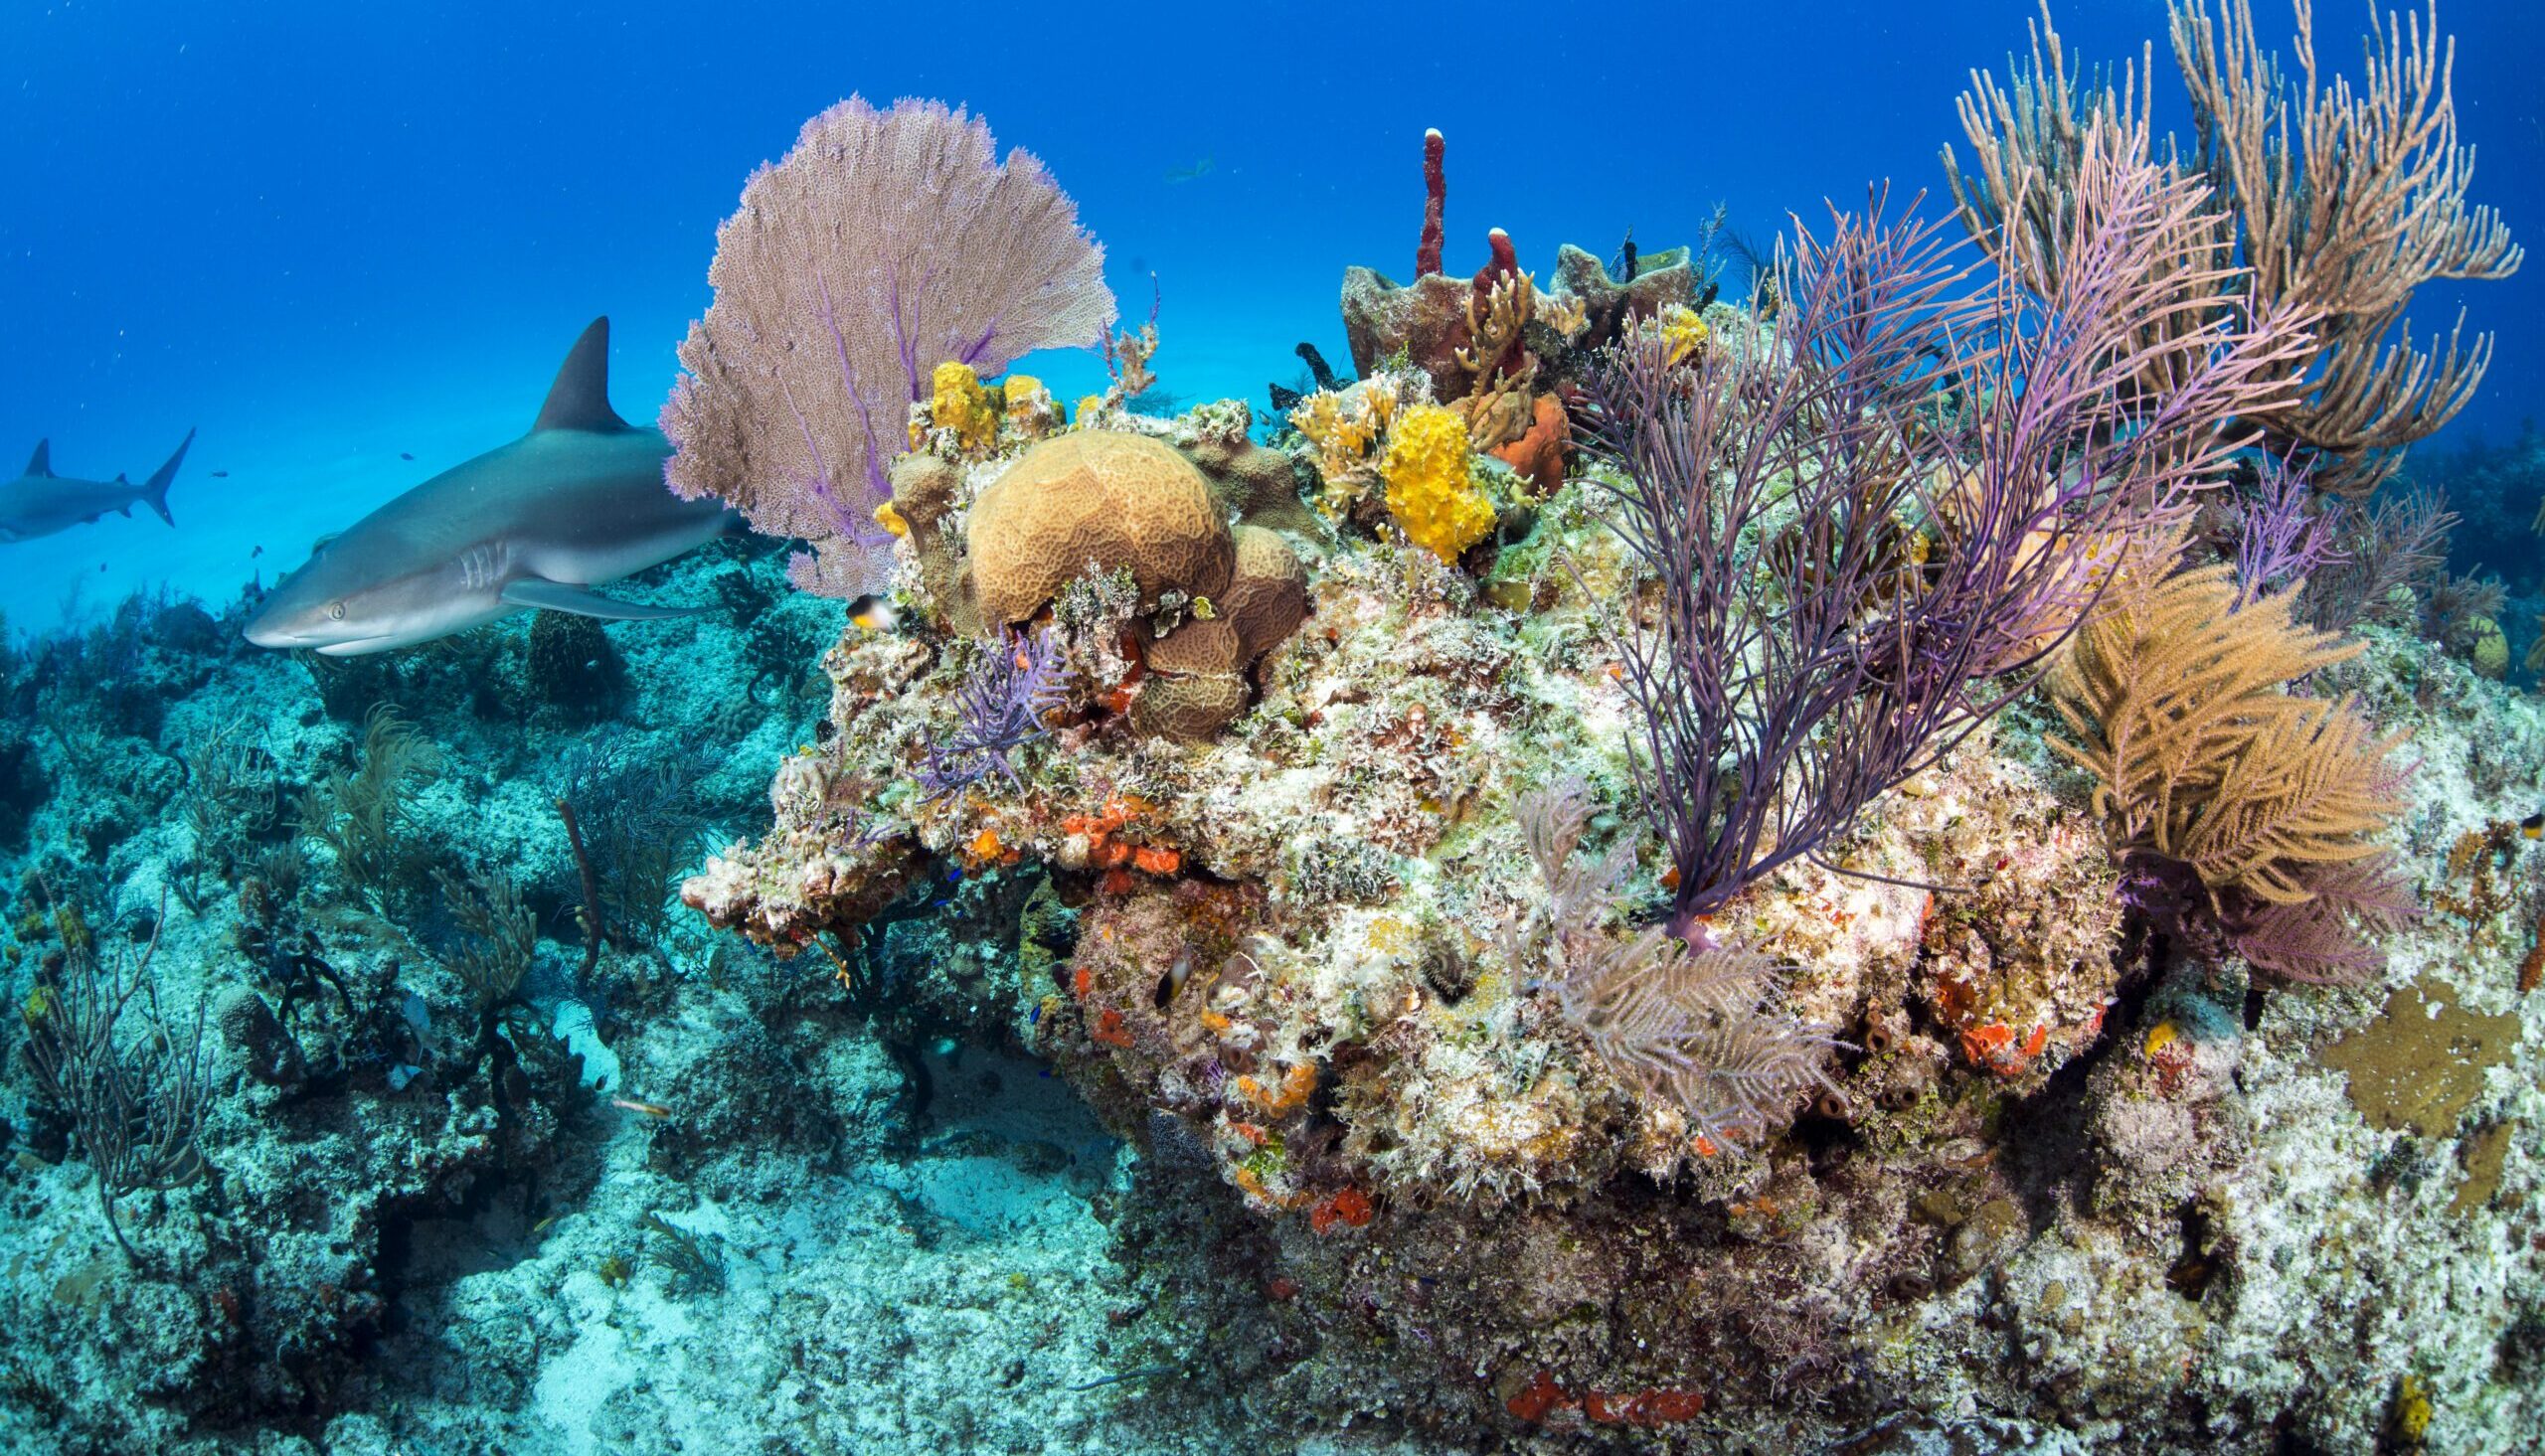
[4,0,2538,631]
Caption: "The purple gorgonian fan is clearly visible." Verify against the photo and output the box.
[663,96,1115,597]
[1582,121,2314,943]
[918,628,1072,802]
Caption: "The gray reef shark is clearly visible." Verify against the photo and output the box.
[0,429,195,542]
[245,316,741,656]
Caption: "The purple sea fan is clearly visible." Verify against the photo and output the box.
[663,96,1115,596]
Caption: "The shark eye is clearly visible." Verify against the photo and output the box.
[329,603,346,621]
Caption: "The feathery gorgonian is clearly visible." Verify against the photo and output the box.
[1583,123,2313,942]
[2299,485,2457,632]
[664,96,1115,597]
[2230,455,2347,607]
[917,628,1071,802]
[1512,779,1838,1148]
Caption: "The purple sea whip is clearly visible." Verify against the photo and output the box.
[1584,125,2313,943]
[917,628,1072,802]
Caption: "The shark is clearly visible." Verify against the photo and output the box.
[0,429,196,543]
[245,316,743,656]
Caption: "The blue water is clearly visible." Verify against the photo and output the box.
[3,0,2539,628]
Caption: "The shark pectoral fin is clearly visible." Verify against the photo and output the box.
[501,578,699,621]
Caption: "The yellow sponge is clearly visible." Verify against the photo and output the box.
[1380,404,1495,562]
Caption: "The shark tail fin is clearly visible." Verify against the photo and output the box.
[142,427,195,527]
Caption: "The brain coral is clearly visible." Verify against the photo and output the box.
[1131,525,1309,741]
[965,433,1235,624]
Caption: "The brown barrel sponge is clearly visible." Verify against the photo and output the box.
[965,432,1235,624]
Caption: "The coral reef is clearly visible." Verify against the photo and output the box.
[666,115,2545,1445]
[11,48,2545,1456]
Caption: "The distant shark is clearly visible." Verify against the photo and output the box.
[244,316,741,656]
[0,429,195,543]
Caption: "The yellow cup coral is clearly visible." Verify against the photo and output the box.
[1380,404,1495,562]
[1001,374,1059,439]
[2470,615,2508,679]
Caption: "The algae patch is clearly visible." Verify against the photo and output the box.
[2451,1121,2516,1215]
[2319,982,2521,1138]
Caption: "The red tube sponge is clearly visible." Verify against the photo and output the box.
[1418,128,1445,277]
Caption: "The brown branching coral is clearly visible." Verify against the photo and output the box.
[1946,0,2523,497]
[296,705,439,915]
[663,96,1113,596]
[1455,269,1534,383]
[21,903,210,1261]
[430,866,538,1012]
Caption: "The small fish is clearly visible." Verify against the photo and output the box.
[210,470,229,478]
[252,544,263,558]
[610,1096,673,1118]
[850,596,898,633]
[2524,811,2542,841]
[400,451,416,461]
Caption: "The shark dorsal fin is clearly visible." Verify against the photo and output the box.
[25,440,51,477]
[532,316,630,434]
